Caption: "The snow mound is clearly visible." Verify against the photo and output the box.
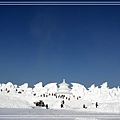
[0,94,31,108]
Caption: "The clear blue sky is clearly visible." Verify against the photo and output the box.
[0,5,120,88]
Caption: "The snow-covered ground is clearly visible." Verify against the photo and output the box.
[0,108,120,120]
[1,81,120,119]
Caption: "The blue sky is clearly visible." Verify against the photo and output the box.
[0,5,120,88]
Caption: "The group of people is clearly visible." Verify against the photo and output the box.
[45,101,98,109]
[83,102,99,109]
[61,100,65,108]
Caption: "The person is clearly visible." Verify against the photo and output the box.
[46,104,48,109]
[62,100,64,104]
[61,104,63,108]
[83,104,87,109]
[96,102,98,108]
[83,104,85,108]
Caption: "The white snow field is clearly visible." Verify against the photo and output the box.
[1,81,120,119]
[0,108,120,120]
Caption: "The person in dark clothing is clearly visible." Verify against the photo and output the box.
[61,104,63,108]
[46,104,48,109]
[83,104,87,109]
[83,104,85,108]
[96,102,98,108]
[62,100,64,104]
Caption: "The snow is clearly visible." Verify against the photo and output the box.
[0,108,120,120]
[44,82,57,94]
[0,80,120,119]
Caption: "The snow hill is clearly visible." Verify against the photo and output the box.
[0,81,120,113]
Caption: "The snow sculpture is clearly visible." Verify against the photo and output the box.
[6,82,17,92]
[88,84,100,94]
[19,83,28,91]
[56,79,72,97]
[6,82,14,88]
[99,82,112,102]
[0,83,7,91]
[100,82,109,89]
[87,84,101,102]
[44,83,57,95]
[33,82,47,96]
[19,83,28,90]
[71,83,87,97]
[88,84,96,92]
[16,83,29,94]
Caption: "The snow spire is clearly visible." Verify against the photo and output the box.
[63,79,66,83]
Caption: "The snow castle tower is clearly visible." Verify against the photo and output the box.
[56,79,72,97]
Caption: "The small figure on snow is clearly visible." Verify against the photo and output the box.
[61,104,63,108]
[46,104,48,109]
[62,100,64,104]
[95,102,98,108]
[83,104,87,109]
